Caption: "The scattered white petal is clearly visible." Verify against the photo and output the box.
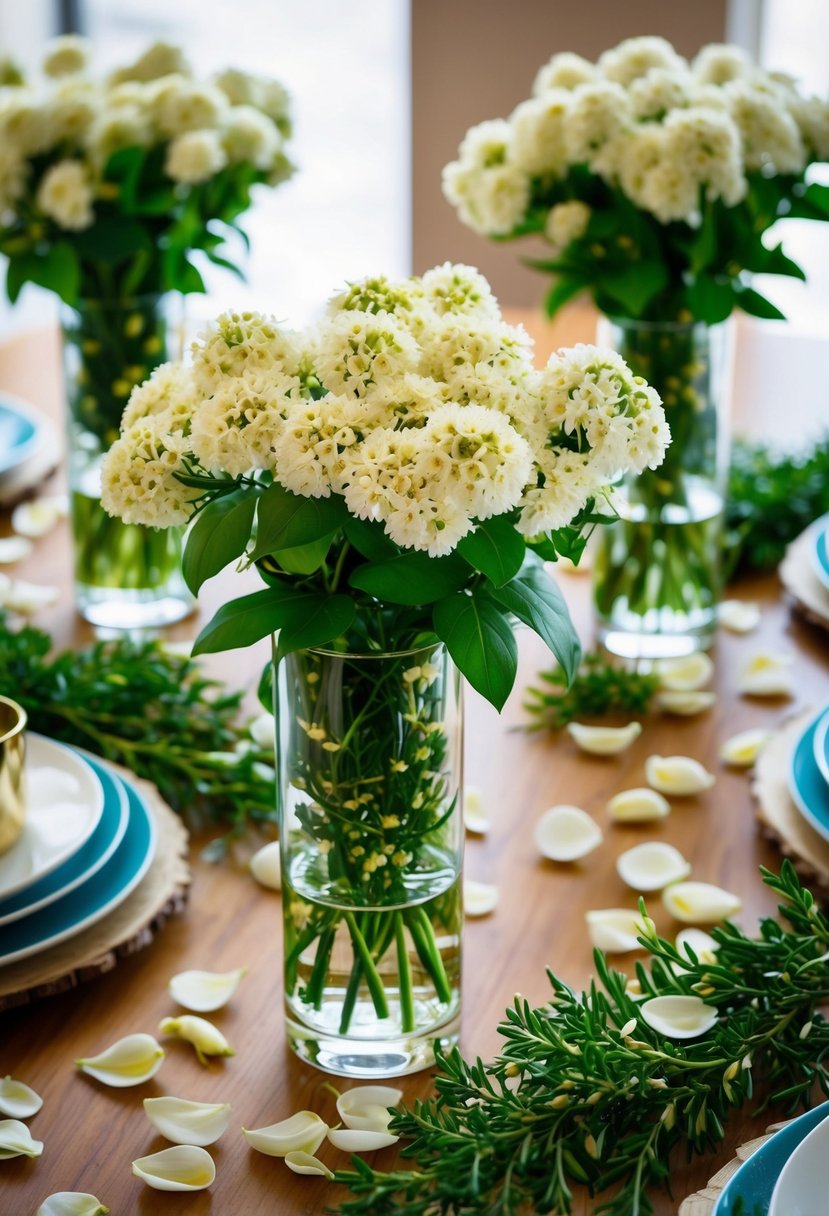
[242,1111,328,1157]
[284,1150,334,1178]
[641,995,718,1039]
[75,1033,164,1087]
[0,1117,43,1159]
[737,652,794,698]
[719,600,761,634]
[336,1086,402,1133]
[11,496,66,538]
[606,787,671,823]
[616,842,691,892]
[676,928,719,964]
[0,1075,42,1118]
[655,653,714,692]
[535,805,602,862]
[327,1127,399,1151]
[36,1193,109,1216]
[131,1145,215,1191]
[566,721,642,756]
[719,729,771,768]
[159,639,193,659]
[159,1016,233,1065]
[663,881,742,924]
[249,840,281,891]
[463,785,489,834]
[644,755,715,796]
[463,879,498,917]
[1,578,59,614]
[585,908,647,954]
[144,1097,232,1146]
[168,968,246,1013]
[624,976,646,1001]
[0,536,32,564]
[657,690,717,716]
[248,711,275,751]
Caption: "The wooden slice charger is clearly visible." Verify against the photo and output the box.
[780,523,829,633]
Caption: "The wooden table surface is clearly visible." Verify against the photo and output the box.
[1,323,828,1215]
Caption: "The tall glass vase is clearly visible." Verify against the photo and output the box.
[60,295,193,628]
[592,316,732,659]
[275,640,464,1078]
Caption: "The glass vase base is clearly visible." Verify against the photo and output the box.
[598,618,715,661]
[285,1007,461,1078]
[76,585,195,630]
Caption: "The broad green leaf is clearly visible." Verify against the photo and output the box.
[432,591,517,711]
[689,217,717,274]
[457,517,525,587]
[734,286,786,321]
[597,260,668,318]
[343,515,399,562]
[275,594,355,661]
[490,558,580,684]
[349,550,470,605]
[269,533,335,574]
[804,182,829,217]
[72,217,150,265]
[192,583,353,656]
[543,274,586,318]
[685,275,735,324]
[182,489,257,595]
[250,484,347,560]
[8,244,80,304]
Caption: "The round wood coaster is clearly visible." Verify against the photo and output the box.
[678,1121,795,1215]
[780,522,829,632]
[0,768,191,1011]
[752,710,829,900]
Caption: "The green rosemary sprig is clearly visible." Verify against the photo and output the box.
[332,862,829,1216]
[0,611,275,830]
[523,650,659,730]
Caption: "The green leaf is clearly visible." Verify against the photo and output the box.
[490,558,580,684]
[181,489,257,595]
[685,275,736,324]
[543,274,586,318]
[9,243,80,304]
[804,182,829,217]
[734,285,787,321]
[432,590,517,711]
[250,484,347,560]
[457,517,525,587]
[689,217,717,274]
[349,551,470,605]
[192,583,353,656]
[268,533,335,574]
[343,515,399,562]
[71,217,151,265]
[597,260,668,317]
[274,594,355,661]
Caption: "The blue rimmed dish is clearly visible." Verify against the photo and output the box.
[809,517,829,593]
[812,705,829,791]
[713,1100,829,1215]
[788,710,829,845]
[0,394,43,477]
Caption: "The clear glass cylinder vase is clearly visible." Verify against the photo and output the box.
[60,295,194,628]
[592,316,732,660]
[275,640,464,1078]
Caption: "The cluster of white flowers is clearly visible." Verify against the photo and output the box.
[444,35,829,231]
[102,264,670,555]
[0,35,293,230]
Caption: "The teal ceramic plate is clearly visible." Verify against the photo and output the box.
[813,706,829,790]
[713,1101,829,1215]
[788,711,829,845]
[0,752,129,926]
[0,772,157,966]
[809,518,829,593]
[0,394,43,475]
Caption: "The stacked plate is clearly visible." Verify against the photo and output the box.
[809,513,829,594]
[713,1099,829,1213]
[0,734,157,966]
[0,392,61,506]
[787,706,829,847]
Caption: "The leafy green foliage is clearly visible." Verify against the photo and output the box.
[432,589,518,710]
[490,554,581,684]
[523,651,660,731]
[182,488,259,595]
[333,862,829,1216]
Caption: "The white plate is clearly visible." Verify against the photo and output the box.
[0,393,45,477]
[0,735,105,901]
[769,1107,829,1215]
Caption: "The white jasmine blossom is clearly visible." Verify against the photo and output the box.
[36,159,93,229]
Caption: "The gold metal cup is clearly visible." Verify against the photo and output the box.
[0,696,26,855]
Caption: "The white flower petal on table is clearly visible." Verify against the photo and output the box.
[75,1033,164,1087]
[11,496,67,539]
[675,928,719,965]
[535,805,602,862]
[655,653,714,692]
[248,711,276,751]
[663,881,742,924]
[1,578,59,614]
[336,1085,402,1133]
[641,995,718,1039]
[616,842,691,892]
[0,1117,43,1159]
[131,1145,215,1191]
[0,1074,42,1118]
[719,728,771,768]
[168,968,246,1012]
[737,652,794,697]
[327,1127,399,1152]
[463,880,498,917]
[143,1097,232,1146]
[607,787,671,823]
[718,600,761,634]
[249,840,281,890]
[36,1193,109,1216]
[585,908,647,954]
[566,721,642,756]
[284,1150,334,1178]
[463,785,489,834]
[159,1016,233,1065]
[242,1111,328,1157]
[644,755,715,796]
[0,536,33,564]
[656,690,717,716]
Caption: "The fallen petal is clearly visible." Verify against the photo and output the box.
[168,968,246,1013]
[250,840,281,891]
[132,1145,215,1191]
[0,536,33,564]
[718,600,761,634]
[248,711,276,751]
[144,1097,232,1146]
[737,652,794,697]
[657,691,717,716]
[645,755,715,796]
[566,721,642,756]
[36,1194,108,1215]
[327,1127,399,1151]
[11,497,65,539]
[336,1085,402,1133]
[662,881,742,924]
[284,1150,334,1178]
[606,787,671,823]
[585,908,647,954]
[641,995,718,1039]
[655,653,714,692]
[463,785,489,834]
[675,928,719,964]
[463,880,498,917]
[0,1117,43,1159]
[242,1111,328,1157]
[159,1016,233,1065]
[535,805,602,862]
[3,579,59,614]
[0,1075,42,1118]
[616,842,691,892]
[719,728,771,768]
[76,1034,164,1087]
